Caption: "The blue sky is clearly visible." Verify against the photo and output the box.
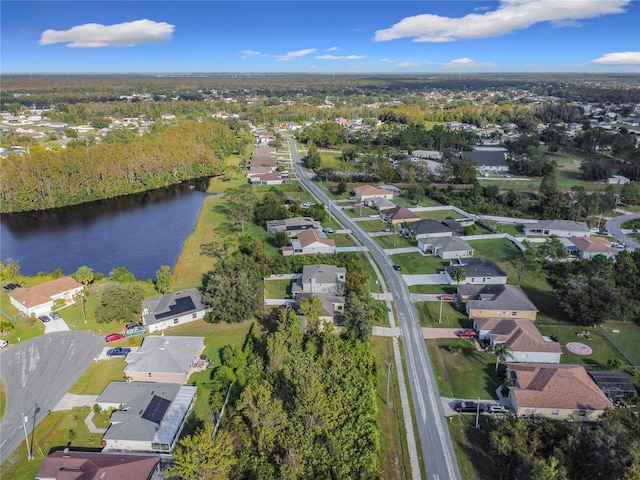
[2,0,639,74]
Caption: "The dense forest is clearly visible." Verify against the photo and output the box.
[0,119,251,212]
[170,310,380,479]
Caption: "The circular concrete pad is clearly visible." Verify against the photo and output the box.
[566,342,593,355]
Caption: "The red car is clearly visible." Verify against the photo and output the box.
[441,295,456,302]
[105,333,125,343]
[455,329,477,338]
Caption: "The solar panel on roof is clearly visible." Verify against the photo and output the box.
[155,296,196,320]
[142,395,171,424]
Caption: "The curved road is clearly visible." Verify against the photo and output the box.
[605,213,640,251]
[287,136,461,480]
[0,331,103,464]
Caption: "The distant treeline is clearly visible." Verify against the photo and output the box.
[0,120,249,213]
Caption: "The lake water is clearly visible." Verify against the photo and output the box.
[0,181,211,280]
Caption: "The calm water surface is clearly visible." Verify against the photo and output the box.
[0,181,211,280]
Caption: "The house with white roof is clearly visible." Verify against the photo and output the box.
[523,220,590,238]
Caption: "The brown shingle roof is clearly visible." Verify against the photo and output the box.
[10,276,82,308]
[383,206,421,222]
[297,228,335,248]
[474,317,562,353]
[568,236,618,253]
[354,185,392,196]
[36,451,160,480]
[509,364,611,410]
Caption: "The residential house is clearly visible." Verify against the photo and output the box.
[266,217,322,237]
[9,277,83,317]
[141,288,207,333]
[419,236,475,259]
[406,219,453,240]
[462,284,539,320]
[380,206,422,225]
[562,236,619,259]
[523,220,590,238]
[506,364,611,420]
[474,317,562,363]
[607,175,630,185]
[411,150,442,161]
[367,196,396,211]
[444,258,508,285]
[291,264,346,296]
[248,172,283,185]
[461,151,509,174]
[295,292,345,326]
[36,451,161,480]
[97,381,197,453]
[124,335,206,383]
[282,228,336,256]
[353,185,394,202]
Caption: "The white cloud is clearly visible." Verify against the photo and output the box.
[40,19,174,47]
[240,50,263,58]
[328,46,340,51]
[441,58,497,69]
[396,61,420,68]
[276,49,317,61]
[316,54,367,60]
[591,51,640,65]
[374,0,629,42]
[380,58,395,63]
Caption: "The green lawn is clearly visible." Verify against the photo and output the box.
[415,301,469,328]
[415,209,459,220]
[599,321,640,367]
[371,336,410,480]
[389,252,445,274]
[448,415,499,480]
[409,284,458,294]
[374,234,416,249]
[344,206,379,218]
[358,219,386,232]
[68,358,127,395]
[329,233,357,247]
[621,218,640,230]
[536,325,627,369]
[264,279,291,299]
[426,338,501,399]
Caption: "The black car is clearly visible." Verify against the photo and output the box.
[392,264,401,271]
[38,315,51,323]
[454,401,483,413]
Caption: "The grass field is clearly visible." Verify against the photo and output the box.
[374,234,416,249]
[426,338,501,399]
[264,279,291,299]
[415,301,469,328]
[598,321,640,367]
[409,284,458,294]
[68,358,127,395]
[389,252,445,274]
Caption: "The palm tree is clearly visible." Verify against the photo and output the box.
[74,265,94,289]
[450,266,466,286]
[492,343,513,372]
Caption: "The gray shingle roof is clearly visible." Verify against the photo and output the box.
[142,289,205,326]
[445,258,506,279]
[465,284,538,312]
[410,219,452,235]
[124,335,204,375]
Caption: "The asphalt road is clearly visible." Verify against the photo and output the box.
[0,331,103,464]
[605,213,640,251]
[287,136,461,480]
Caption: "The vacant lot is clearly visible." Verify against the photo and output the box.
[389,252,445,274]
[415,301,469,328]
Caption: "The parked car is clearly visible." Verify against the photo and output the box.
[105,333,125,343]
[455,329,477,338]
[0,340,8,348]
[302,202,312,208]
[392,264,401,271]
[323,227,335,233]
[38,315,51,323]
[440,295,456,302]
[106,346,131,357]
[125,325,146,337]
[487,403,510,414]
[126,322,143,330]
[455,401,483,413]
[50,311,61,320]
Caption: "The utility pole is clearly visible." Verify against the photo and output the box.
[475,398,481,429]
[22,414,33,460]
[439,295,444,324]
[81,292,87,325]
[385,360,392,407]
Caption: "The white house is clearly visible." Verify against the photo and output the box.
[9,277,83,316]
[282,229,336,256]
[291,264,346,296]
[523,220,590,238]
[97,382,197,453]
[473,317,562,364]
[562,236,619,259]
[141,289,208,333]
[353,185,394,202]
[607,175,630,185]
[419,236,475,260]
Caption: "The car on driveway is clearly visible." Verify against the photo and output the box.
[105,333,125,343]
[38,315,51,323]
[455,329,477,338]
[50,311,61,320]
[106,346,131,357]
[487,403,510,414]
[455,401,483,413]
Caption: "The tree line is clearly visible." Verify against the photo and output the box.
[0,119,249,213]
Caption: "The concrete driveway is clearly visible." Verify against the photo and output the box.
[44,317,69,333]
